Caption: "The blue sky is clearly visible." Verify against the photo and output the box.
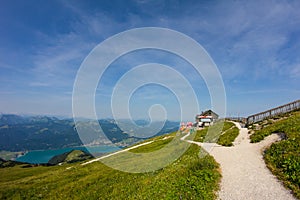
[0,0,299,121]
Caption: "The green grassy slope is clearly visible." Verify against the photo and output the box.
[190,121,239,146]
[0,132,221,199]
[249,111,300,199]
[217,125,239,146]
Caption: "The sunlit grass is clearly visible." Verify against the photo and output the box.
[217,126,239,146]
[250,111,300,198]
[0,131,221,199]
[189,121,237,146]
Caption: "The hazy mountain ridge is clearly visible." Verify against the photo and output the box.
[0,114,60,126]
[0,114,179,152]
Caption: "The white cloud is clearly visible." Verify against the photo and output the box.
[2,0,300,117]
[29,82,50,87]
[290,64,300,78]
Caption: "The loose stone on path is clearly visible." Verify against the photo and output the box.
[209,122,295,200]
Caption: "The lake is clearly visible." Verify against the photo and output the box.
[15,145,120,164]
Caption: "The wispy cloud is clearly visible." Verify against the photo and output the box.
[237,88,300,95]
[1,0,300,118]
[29,82,50,87]
[290,64,300,78]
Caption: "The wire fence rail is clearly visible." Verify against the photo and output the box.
[246,99,300,125]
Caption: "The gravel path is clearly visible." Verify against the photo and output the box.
[82,125,296,199]
[208,122,295,200]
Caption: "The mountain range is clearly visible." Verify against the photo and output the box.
[0,114,179,152]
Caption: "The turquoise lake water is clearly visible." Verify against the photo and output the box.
[15,145,120,164]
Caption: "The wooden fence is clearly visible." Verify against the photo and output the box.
[246,99,300,125]
[225,117,247,123]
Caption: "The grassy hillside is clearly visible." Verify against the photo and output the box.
[48,150,93,165]
[189,121,239,146]
[217,126,239,146]
[249,110,300,199]
[0,131,221,199]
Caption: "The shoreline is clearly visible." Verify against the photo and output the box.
[12,145,121,164]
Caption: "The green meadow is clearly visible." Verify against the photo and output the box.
[0,131,221,199]
[1,114,299,199]
[250,110,300,198]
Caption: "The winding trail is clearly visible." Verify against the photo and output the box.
[185,122,295,200]
[81,140,154,166]
[81,124,295,199]
[81,135,174,166]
